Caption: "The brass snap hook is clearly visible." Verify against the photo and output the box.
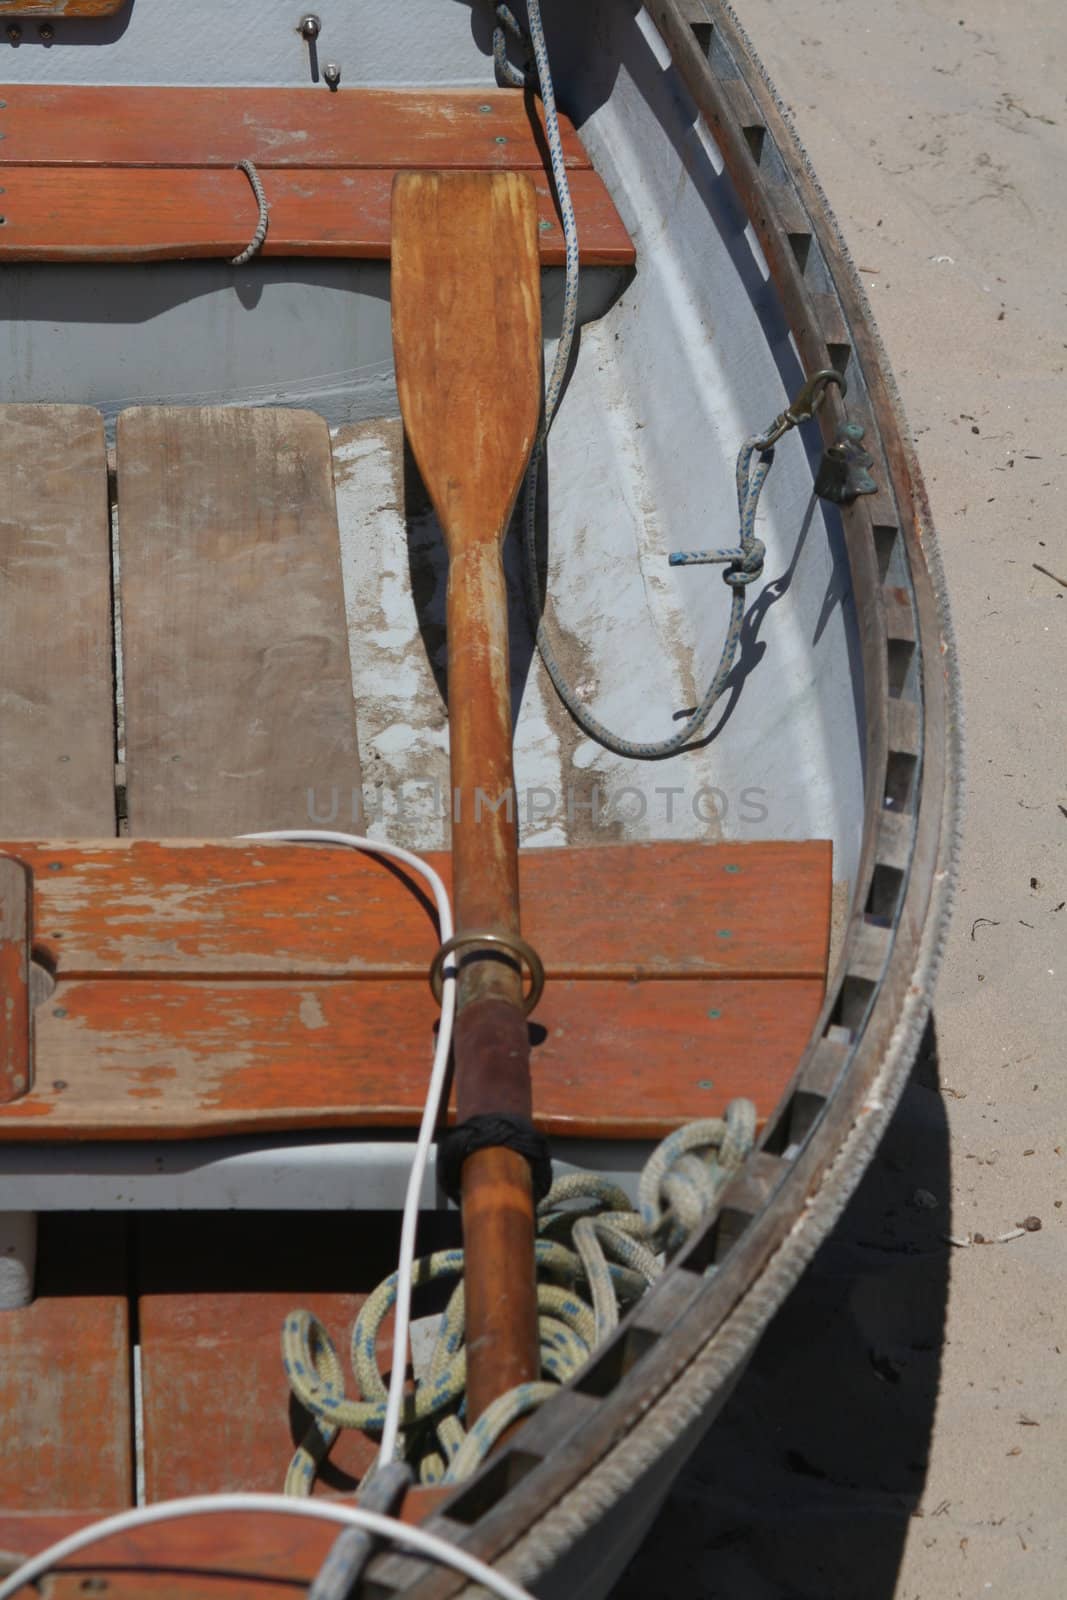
[764,367,847,445]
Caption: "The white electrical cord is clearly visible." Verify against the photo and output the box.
[0,1494,534,1600]
[241,830,457,1468]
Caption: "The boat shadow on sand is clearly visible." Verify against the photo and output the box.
[614,1016,951,1600]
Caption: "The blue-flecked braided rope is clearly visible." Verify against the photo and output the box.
[498,0,778,760]
[282,1100,755,1491]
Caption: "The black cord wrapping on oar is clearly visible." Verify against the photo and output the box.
[438,1115,553,1204]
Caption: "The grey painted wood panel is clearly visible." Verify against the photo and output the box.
[117,405,361,835]
[0,404,116,835]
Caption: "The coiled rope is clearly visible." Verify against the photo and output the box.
[497,0,784,760]
[282,1100,756,1490]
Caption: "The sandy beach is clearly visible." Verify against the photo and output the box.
[617,2,1065,1594]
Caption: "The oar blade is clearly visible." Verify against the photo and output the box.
[391,169,543,550]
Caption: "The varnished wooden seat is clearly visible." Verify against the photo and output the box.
[0,836,831,1140]
[0,87,634,267]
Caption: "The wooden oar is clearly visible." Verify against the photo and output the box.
[391,170,544,1421]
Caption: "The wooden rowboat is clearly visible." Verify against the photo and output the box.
[0,2,960,1597]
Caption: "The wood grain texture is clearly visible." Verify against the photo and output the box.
[0,1502,446,1590]
[139,1291,378,1502]
[0,856,31,1102]
[0,87,590,170]
[116,407,361,836]
[0,838,831,1141]
[0,1,125,12]
[0,1216,132,1512]
[0,405,115,836]
[0,166,634,267]
[5,839,833,982]
[0,974,826,1141]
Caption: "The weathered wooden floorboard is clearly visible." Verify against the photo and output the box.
[139,1289,377,1500]
[0,1216,132,1513]
[117,406,362,836]
[0,406,129,1512]
[0,405,116,836]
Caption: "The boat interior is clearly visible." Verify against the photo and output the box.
[0,0,929,1561]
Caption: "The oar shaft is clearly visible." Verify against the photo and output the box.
[446,543,522,998]
[446,542,541,1413]
[461,1147,540,1421]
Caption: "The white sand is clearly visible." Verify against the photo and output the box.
[617,3,1065,1594]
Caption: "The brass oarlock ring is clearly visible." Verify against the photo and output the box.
[429,930,546,1016]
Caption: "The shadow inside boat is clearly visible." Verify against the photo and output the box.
[613,1015,951,1600]
[403,434,546,729]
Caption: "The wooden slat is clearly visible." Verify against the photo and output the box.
[0,1216,132,1512]
[0,87,591,171]
[0,1505,443,1598]
[0,973,826,1142]
[0,166,634,268]
[134,1213,450,1511]
[140,1291,378,1502]
[0,857,31,1103]
[117,407,361,836]
[0,2,125,13]
[0,405,116,836]
[5,839,832,982]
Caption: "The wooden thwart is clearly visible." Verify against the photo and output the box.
[0,839,831,1142]
[15,839,831,981]
[0,87,592,171]
[117,406,361,837]
[0,86,634,266]
[0,971,827,1141]
[0,166,632,267]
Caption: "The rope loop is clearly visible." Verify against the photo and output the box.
[232,159,269,266]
